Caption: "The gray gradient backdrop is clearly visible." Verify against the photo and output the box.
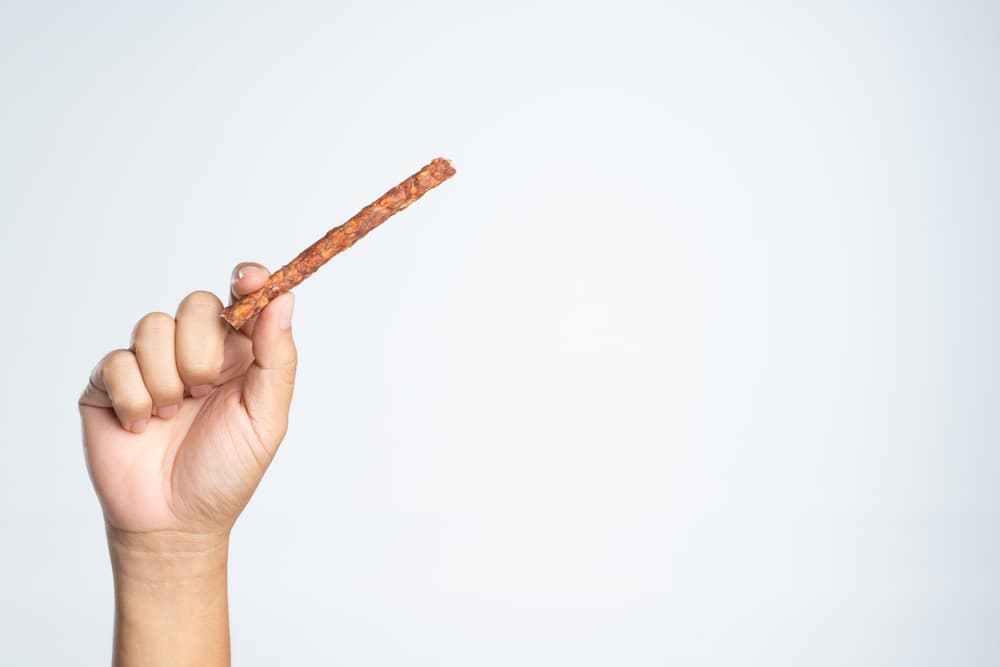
[1,1,998,665]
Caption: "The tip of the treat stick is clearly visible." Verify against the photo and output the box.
[431,157,456,176]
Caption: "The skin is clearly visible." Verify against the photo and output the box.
[79,262,296,667]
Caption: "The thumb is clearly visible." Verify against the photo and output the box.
[242,292,297,449]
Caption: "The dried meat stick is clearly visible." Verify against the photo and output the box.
[222,157,456,330]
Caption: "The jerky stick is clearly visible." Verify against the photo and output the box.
[221,157,456,330]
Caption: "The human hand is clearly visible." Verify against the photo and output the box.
[79,262,296,666]
[79,262,297,541]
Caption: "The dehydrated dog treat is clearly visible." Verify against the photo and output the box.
[222,158,456,330]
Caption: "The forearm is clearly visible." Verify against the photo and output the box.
[108,528,231,667]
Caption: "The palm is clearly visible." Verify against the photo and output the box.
[82,334,273,533]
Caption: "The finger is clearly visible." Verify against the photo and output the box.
[229,262,271,305]
[175,290,227,396]
[130,312,184,418]
[88,350,153,433]
[80,360,113,409]
[229,262,271,337]
[242,292,297,450]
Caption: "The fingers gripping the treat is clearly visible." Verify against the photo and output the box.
[228,261,297,444]
[175,291,228,396]
[82,350,154,433]
[229,263,271,337]
[79,263,295,440]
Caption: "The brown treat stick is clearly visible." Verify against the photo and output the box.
[221,157,456,330]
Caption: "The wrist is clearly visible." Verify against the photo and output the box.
[107,526,230,585]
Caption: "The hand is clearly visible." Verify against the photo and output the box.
[79,263,295,666]
[79,263,297,540]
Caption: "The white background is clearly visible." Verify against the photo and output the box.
[1,1,997,664]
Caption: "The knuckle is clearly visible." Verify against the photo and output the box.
[132,312,175,351]
[102,349,135,375]
[135,311,174,335]
[181,290,223,312]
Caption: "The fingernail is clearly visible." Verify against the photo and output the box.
[157,404,179,419]
[279,294,295,330]
[130,420,148,434]
[190,384,213,398]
